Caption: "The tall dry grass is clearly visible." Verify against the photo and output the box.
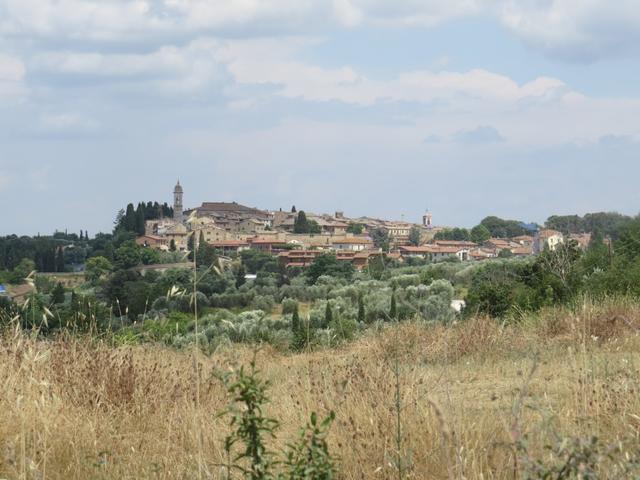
[1,297,640,479]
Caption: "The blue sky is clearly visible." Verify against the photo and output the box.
[1,0,639,235]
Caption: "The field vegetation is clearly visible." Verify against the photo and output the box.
[1,297,640,478]
[2,212,640,478]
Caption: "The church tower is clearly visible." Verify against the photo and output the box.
[173,180,184,223]
[422,210,433,228]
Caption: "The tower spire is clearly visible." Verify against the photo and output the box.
[173,180,184,223]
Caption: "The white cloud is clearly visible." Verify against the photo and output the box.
[496,0,640,61]
[453,125,505,144]
[0,53,27,103]
[32,38,226,94]
[2,1,638,61]
[0,0,173,41]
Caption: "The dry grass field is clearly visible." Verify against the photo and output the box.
[1,297,640,479]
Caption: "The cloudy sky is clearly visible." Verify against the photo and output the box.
[1,0,640,235]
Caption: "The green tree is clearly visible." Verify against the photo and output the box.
[480,216,530,238]
[10,258,36,284]
[408,226,422,246]
[55,247,65,272]
[293,211,321,234]
[51,282,65,304]
[357,292,365,323]
[124,203,136,232]
[169,239,177,252]
[291,303,300,333]
[135,203,146,235]
[307,253,355,285]
[187,233,195,261]
[470,224,491,244]
[370,227,390,252]
[390,292,397,320]
[236,264,247,288]
[324,301,333,325]
[114,241,142,270]
[85,256,113,283]
[140,247,161,265]
[294,211,309,234]
[434,228,470,241]
[346,223,364,235]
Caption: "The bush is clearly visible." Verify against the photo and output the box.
[281,297,299,315]
[251,295,276,313]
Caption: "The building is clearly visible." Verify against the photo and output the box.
[534,229,564,253]
[399,245,470,262]
[278,249,380,270]
[331,237,373,251]
[422,211,433,228]
[484,238,520,253]
[135,235,169,250]
[188,202,272,231]
[434,240,478,249]
[209,240,250,256]
[173,180,184,223]
[512,246,534,257]
[249,237,291,253]
[569,233,592,250]
[469,248,497,261]
[164,223,190,251]
[234,218,269,234]
[512,235,534,247]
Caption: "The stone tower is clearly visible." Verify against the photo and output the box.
[173,180,184,223]
[422,210,433,228]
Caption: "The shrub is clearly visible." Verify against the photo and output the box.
[281,297,299,315]
[251,295,276,313]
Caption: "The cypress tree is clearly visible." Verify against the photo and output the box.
[135,203,146,235]
[236,264,246,288]
[124,203,136,232]
[294,211,309,234]
[187,233,195,261]
[357,292,365,323]
[51,282,65,304]
[55,247,65,273]
[390,292,397,320]
[324,301,333,326]
[291,303,300,333]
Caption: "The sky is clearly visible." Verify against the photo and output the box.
[1,0,640,236]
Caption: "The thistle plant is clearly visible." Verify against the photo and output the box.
[283,411,337,480]
[219,355,280,480]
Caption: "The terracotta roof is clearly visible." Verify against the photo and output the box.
[138,235,165,241]
[434,240,477,247]
[400,246,466,254]
[250,238,289,245]
[331,237,373,245]
[537,229,563,238]
[209,240,249,247]
[198,202,268,215]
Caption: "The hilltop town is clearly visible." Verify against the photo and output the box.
[134,181,595,269]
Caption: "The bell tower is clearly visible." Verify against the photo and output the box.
[422,210,433,228]
[173,180,184,223]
